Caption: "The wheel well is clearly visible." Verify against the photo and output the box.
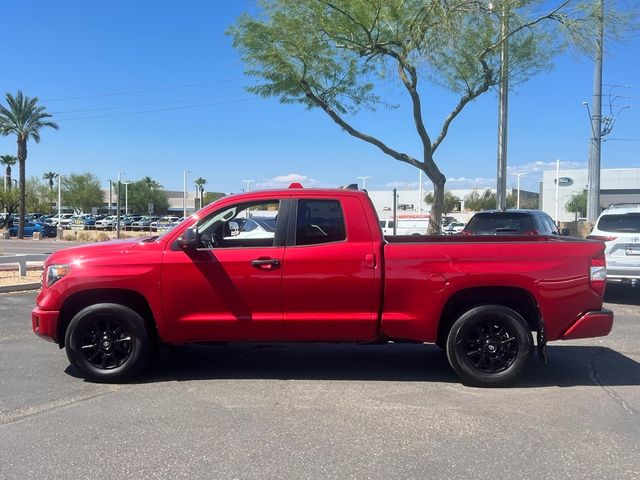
[436,287,541,347]
[57,289,157,348]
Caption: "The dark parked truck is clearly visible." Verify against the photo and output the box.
[33,185,613,386]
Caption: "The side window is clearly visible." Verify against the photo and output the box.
[542,215,559,235]
[196,200,280,248]
[295,199,346,246]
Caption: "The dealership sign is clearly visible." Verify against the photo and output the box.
[554,177,573,187]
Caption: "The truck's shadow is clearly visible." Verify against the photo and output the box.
[121,343,640,388]
[604,284,640,306]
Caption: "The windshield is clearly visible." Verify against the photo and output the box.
[597,213,640,233]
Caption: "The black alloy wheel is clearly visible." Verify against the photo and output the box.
[65,303,150,383]
[446,305,533,387]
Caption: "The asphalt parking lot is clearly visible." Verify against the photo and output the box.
[1,287,639,479]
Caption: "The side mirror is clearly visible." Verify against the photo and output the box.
[178,226,199,249]
[560,228,570,236]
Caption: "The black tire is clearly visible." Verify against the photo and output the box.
[446,305,533,387]
[65,303,150,383]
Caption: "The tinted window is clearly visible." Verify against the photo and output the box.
[597,213,640,233]
[296,200,346,246]
[465,212,535,234]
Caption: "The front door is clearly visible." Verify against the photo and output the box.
[161,198,288,342]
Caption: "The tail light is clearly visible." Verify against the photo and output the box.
[590,254,607,296]
[461,230,472,236]
[587,235,617,242]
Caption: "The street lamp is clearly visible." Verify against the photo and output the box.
[242,179,254,192]
[357,176,371,190]
[56,173,63,241]
[122,181,132,216]
[512,173,526,209]
[183,170,191,218]
[116,172,125,239]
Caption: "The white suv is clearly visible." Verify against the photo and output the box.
[589,204,640,286]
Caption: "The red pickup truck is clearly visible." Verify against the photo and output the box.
[32,185,613,386]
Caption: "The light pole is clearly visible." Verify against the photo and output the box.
[183,170,191,218]
[586,0,604,222]
[123,181,132,216]
[489,0,509,211]
[116,172,125,239]
[56,173,63,241]
[418,171,423,214]
[512,173,525,209]
[555,160,560,223]
[242,179,254,192]
[357,176,371,190]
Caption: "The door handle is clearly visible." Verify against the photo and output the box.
[251,258,281,270]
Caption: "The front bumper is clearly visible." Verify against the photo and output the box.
[32,307,60,343]
[560,309,614,340]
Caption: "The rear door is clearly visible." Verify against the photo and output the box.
[282,196,378,341]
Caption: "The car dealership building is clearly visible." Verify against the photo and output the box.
[541,168,640,222]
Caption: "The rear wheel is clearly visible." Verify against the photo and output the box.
[446,305,532,387]
[65,303,150,383]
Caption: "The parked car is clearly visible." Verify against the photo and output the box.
[588,204,640,286]
[95,216,117,230]
[151,216,180,232]
[9,221,57,238]
[462,210,562,236]
[70,215,97,230]
[45,213,74,228]
[122,215,142,230]
[131,216,160,231]
[226,217,276,239]
[443,222,465,235]
[33,186,612,386]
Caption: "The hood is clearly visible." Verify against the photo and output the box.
[45,237,160,266]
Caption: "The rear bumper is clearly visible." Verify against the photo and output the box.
[32,307,60,343]
[560,309,614,340]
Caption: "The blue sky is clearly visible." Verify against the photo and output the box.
[1,0,638,195]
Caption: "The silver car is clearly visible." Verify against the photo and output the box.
[588,204,640,286]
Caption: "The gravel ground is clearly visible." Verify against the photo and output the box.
[0,269,42,287]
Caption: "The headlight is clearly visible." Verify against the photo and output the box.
[46,264,71,287]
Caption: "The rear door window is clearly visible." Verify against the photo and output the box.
[295,199,346,246]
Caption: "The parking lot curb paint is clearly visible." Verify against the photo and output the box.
[0,283,41,293]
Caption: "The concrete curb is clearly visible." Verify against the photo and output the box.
[0,283,41,293]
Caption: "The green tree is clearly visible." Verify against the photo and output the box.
[0,91,58,238]
[567,191,587,218]
[193,177,208,209]
[465,189,498,211]
[62,173,103,213]
[42,171,57,213]
[25,177,52,214]
[0,187,19,228]
[1,154,17,190]
[229,0,606,233]
[127,179,169,215]
[203,191,225,206]
[425,191,461,214]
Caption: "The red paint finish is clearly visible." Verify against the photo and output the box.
[32,188,612,352]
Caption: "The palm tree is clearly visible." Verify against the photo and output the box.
[141,176,162,190]
[0,154,17,190]
[193,177,207,209]
[0,91,58,238]
[43,171,57,213]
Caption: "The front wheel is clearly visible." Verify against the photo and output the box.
[446,305,533,387]
[65,303,150,383]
